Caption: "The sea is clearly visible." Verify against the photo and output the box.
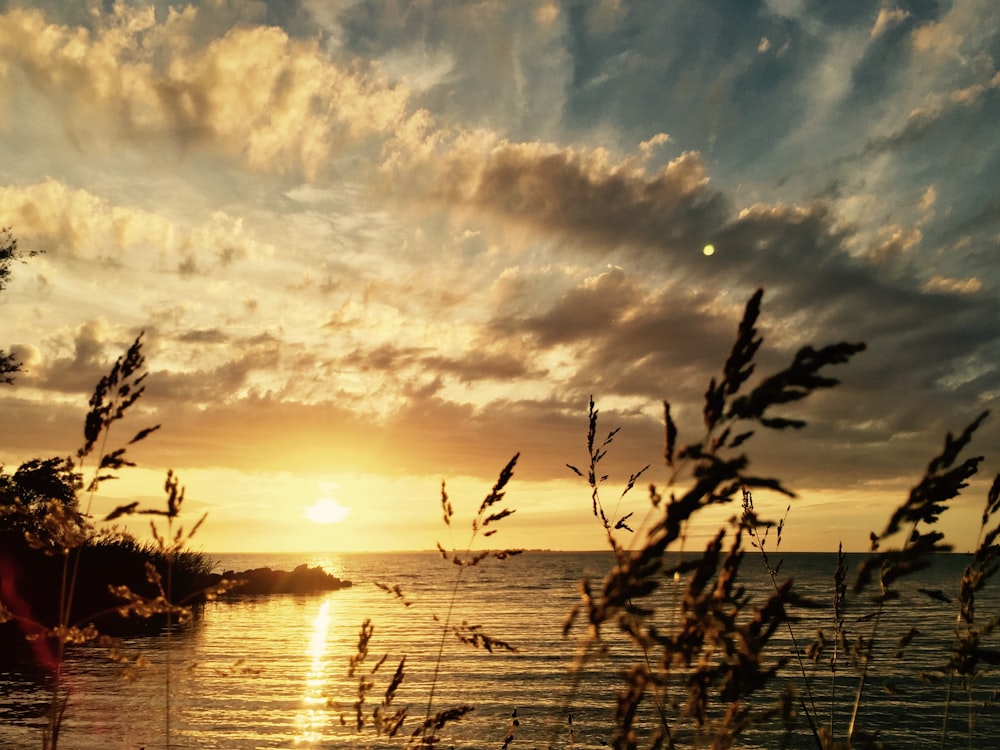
[1,551,998,749]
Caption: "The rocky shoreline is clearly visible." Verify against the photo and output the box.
[202,563,352,596]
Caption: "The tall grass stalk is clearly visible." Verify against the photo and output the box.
[31,333,159,749]
[940,471,1000,748]
[741,488,823,748]
[562,288,866,748]
[831,543,847,742]
[104,469,211,750]
[1,333,217,749]
[418,453,520,746]
[361,455,521,747]
[566,399,675,748]
[848,411,989,746]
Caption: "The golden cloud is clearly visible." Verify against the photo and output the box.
[922,275,983,295]
[0,180,265,266]
[0,6,413,177]
[1,179,175,258]
[871,8,910,39]
[867,224,923,263]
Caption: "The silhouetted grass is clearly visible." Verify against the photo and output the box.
[334,454,523,747]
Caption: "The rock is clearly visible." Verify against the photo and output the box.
[202,564,352,597]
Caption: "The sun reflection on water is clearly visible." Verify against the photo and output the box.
[305,553,346,580]
[293,597,333,745]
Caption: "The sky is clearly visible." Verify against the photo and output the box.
[1,0,998,555]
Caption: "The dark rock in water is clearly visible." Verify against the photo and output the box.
[200,563,352,597]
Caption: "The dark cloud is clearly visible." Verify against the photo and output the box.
[0,396,83,460]
[422,352,545,384]
[568,288,755,401]
[459,167,1000,494]
[262,0,316,37]
[141,336,293,407]
[487,266,639,346]
[177,328,229,344]
[341,342,544,385]
[341,343,428,373]
[426,144,728,257]
[950,197,1000,238]
[13,322,142,394]
[485,272,738,402]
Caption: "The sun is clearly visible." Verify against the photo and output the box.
[303,497,351,525]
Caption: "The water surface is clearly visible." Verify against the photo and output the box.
[1,551,997,749]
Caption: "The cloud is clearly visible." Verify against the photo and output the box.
[328,1,573,138]
[421,351,545,384]
[375,101,999,458]
[851,9,1000,165]
[388,133,727,255]
[0,180,263,268]
[176,328,234,345]
[910,19,962,55]
[487,266,639,347]
[0,180,165,259]
[0,5,414,177]
[11,319,140,394]
[866,224,923,264]
[871,7,910,39]
[375,42,455,93]
[918,185,937,213]
[922,276,983,295]
[535,2,560,28]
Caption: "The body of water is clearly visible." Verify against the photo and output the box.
[1,550,998,749]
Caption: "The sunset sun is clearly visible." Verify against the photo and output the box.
[303,497,351,525]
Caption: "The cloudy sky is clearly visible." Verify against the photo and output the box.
[1,0,997,554]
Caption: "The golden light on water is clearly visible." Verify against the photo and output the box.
[294,597,333,744]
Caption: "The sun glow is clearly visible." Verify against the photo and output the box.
[304,497,351,525]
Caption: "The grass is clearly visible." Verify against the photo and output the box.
[322,288,996,749]
[342,454,523,747]
[0,334,222,749]
[1,287,998,749]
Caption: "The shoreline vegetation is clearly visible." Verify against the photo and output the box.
[2,236,998,749]
[0,529,352,642]
[0,532,353,654]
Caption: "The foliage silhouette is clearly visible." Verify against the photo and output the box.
[1,227,38,384]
